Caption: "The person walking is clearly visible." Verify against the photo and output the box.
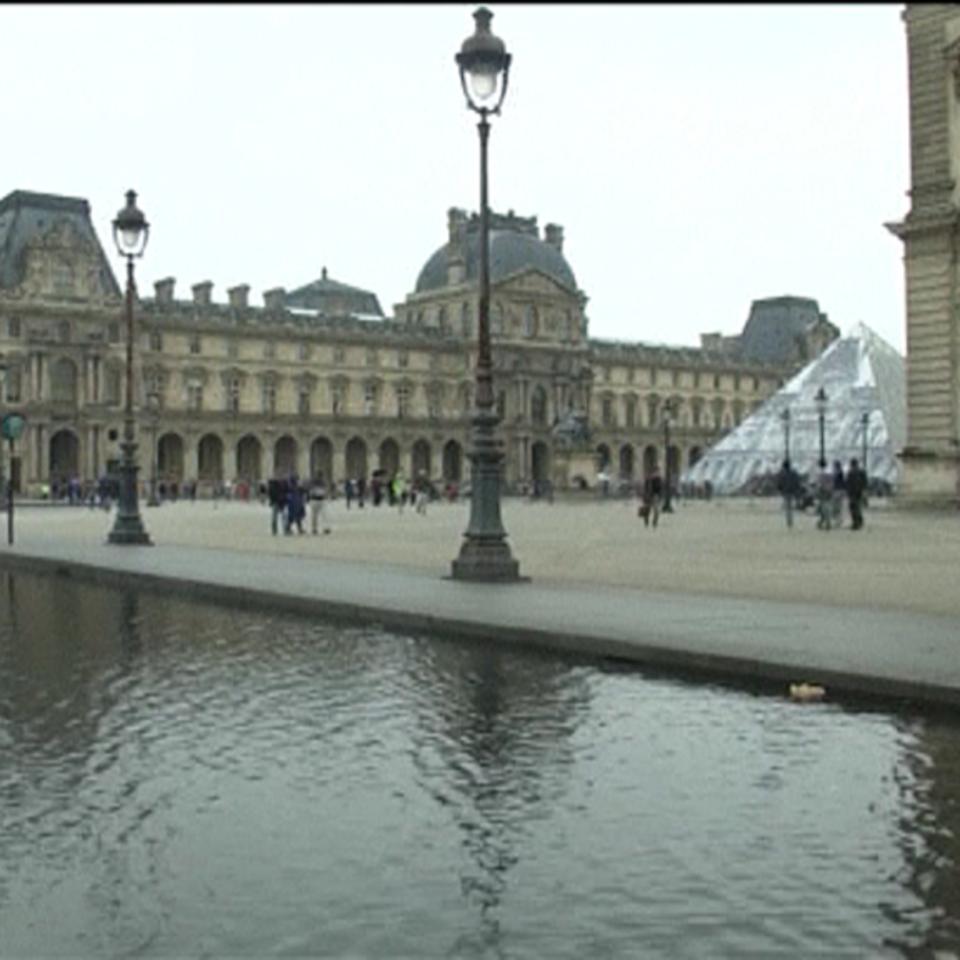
[777,459,800,529]
[815,463,833,531]
[831,460,846,528]
[642,468,663,529]
[268,475,287,536]
[286,474,306,535]
[846,457,867,531]
[309,471,331,535]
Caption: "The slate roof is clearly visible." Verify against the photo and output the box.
[682,323,906,493]
[737,295,827,364]
[285,267,383,317]
[415,226,578,294]
[0,190,121,296]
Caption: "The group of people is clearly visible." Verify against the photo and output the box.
[778,458,868,531]
[267,473,331,536]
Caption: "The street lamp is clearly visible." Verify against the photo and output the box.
[662,398,677,513]
[451,7,521,582]
[107,189,152,545]
[815,386,828,470]
[780,406,791,463]
[861,410,870,480]
[146,391,160,507]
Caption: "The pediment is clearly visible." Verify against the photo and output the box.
[493,267,577,299]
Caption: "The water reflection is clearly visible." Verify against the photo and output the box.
[1,570,960,958]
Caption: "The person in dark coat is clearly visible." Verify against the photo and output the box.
[846,458,867,531]
[777,459,801,529]
[268,476,288,536]
[286,474,306,534]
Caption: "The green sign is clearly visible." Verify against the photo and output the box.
[1,413,26,441]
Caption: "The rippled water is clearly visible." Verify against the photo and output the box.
[1,571,959,958]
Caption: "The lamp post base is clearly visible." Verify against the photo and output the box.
[107,442,153,546]
[451,536,522,582]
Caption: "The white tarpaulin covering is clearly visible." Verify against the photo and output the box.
[681,323,906,494]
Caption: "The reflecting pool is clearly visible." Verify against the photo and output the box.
[1,570,959,958]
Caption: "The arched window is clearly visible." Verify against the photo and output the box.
[531,385,547,426]
[523,305,538,338]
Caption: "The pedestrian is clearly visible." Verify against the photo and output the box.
[776,458,800,529]
[846,457,867,531]
[642,468,663,529]
[309,471,331,535]
[345,478,354,510]
[415,475,429,515]
[393,472,407,514]
[357,475,366,509]
[831,460,846,527]
[815,463,833,531]
[286,474,306,534]
[268,475,287,536]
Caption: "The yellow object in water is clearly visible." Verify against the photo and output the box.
[789,682,826,702]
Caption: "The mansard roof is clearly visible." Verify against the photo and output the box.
[285,266,383,317]
[0,190,121,296]
[737,295,832,365]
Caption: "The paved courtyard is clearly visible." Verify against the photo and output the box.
[8,493,959,618]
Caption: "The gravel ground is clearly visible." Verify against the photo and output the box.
[9,494,959,618]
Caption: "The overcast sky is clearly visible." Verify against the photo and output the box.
[3,4,909,352]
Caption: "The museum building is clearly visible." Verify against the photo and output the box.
[0,189,838,496]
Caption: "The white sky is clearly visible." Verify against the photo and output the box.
[2,4,909,352]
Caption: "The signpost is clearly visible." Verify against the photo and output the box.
[1,413,26,545]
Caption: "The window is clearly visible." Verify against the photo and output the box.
[713,373,720,389]
[298,383,311,415]
[331,383,345,416]
[496,390,506,420]
[189,333,202,355]
[461,302,472,338]
[427,384,443,419]
[396,383,410,419]
[334,346,346,365]
[602,396,614,427]
[263,340,275,360]
[531,386,547,426]
[625,395,637,428]
[670,369,678,387]
[262,380,277,415]
[366,348,378,367]
[297,341,311,362]
[7,316,22,338]
[734,374,741,392]
[437,306,447,332]
[105,366,122,406]
[4,366,21,403]
[53,261,74,297]
[226,338,239,359]
[364,382,377,416]
[187,383,204,412]
[626,367,635,384]
[523,305,537,338]
[227,376,241,413]
[397,349,409,368]
[149,330,163,352]
[57,320,70,343]
[460,382,472,414]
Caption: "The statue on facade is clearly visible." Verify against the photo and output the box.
[551,409,591,449]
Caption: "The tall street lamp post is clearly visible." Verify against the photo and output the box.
[815,386,828,470]
[781,406,791,463]
[451,7,521,582]
[107,189,152,545]
[861,410,870,479]
[662,403,675,513]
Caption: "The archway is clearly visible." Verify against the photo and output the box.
[442,439,462,482]
[596,443,611,471]
[310,436,333,482]
[531,441,550,486]
[618,444,635,479]
[689,446,703,469]
[643,444,659,477]
[49,429,79,488]
[197,434,223,485]
[275,435,297,477]
[346,436,368,479]
[237,434,262,483]
[379,437,400,476]
[158,433,184,483]
[412,438,431,479]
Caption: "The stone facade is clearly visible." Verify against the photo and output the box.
[0,190,835,497]
[887,4,960,507]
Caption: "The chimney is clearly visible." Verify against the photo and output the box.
[544,223,564,253]
[154,277,175,304]
[263,287,286,311]
[228,284,250,309]
[192,281,213,306]
[447,208,467,286]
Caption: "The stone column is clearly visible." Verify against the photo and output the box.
[223,441,238,483]
[332,445,346,486]
[297,439,310,480]
[184,436,199,482]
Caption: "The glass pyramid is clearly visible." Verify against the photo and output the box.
[681,323,906,494]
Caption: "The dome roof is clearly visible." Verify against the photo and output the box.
[415,225,577,294]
